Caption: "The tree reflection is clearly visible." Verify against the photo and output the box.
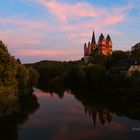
[39,84,140,126]
[73,88,140,125]
[0,93,39,140]
[38,84,65,99]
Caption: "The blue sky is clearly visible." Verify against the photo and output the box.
[0,0,140,63]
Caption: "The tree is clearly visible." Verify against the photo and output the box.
[111,50,130,65]
[0,40,39,95]
[131,70,140,81]
[90,49,107,65]
[0,41,17,87]
[131,43,140,63]
[28,67,39,87]
[83,64,105,87]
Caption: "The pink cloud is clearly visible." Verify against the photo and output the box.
[35,0,100,22]
[14,49,81,57]
[69,32,91,40]
[33,0,132,45]
[0,18,48,30]
[35,0,130,25]
[0,0,135,62]
[0,29,44,48]
[105,15,125,25]
[61,24,76,31]
[0,18,49,48]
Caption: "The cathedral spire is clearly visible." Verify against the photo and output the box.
[98,33,104,43]
[83,30,112,57]
[84,43,87,48]
[106,34,111,41]
[91,30,96,45]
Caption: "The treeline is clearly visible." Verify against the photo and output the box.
[0,41,39,118]
[28,60,83,91]
[31,43,140,94]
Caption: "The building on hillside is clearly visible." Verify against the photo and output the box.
[113,59,140,76]
[84,30,112,57]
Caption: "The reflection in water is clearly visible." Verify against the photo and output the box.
[0,94,39,140]
[84,105,113,125]
[38,90,114,127]
[1,87,140,140]
[17,89,140,140]
[85,105,97,125]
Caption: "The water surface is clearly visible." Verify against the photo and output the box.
[17,90,140,140]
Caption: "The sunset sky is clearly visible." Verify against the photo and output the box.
[0,0,140,63]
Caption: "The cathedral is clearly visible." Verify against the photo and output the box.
[84,31,112,56]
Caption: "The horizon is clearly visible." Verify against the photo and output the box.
[0,0,140,63]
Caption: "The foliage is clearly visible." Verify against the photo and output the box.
[0,42,17,87]
[0,40,39,118]
[111,50,130,64]
[0,87,19,118]
[30,42,140,94]
[129,70,140,88]
[1,39,140,120]
[0,41,39,93]
[90,50,107,65]
[16,64,29,91]
[104,50,130,70]
[131,43,140,63]
[28,67,39,88]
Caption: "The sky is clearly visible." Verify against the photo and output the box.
[0,0,140,63]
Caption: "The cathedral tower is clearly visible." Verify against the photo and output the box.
[91,30,96,50]
[98,33,106,55]
[84,43,88,56]
[84,30,112,57]
[106,35,112,55]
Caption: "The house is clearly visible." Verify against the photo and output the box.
[113,59,140,76]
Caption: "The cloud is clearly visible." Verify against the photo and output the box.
[0,0,137,62]
[34,0,130,25]
[33,0,133,39]
[104,15,125,25]
[0,18,49,48]
[14,49,81,57]
[35,0,99,22]
[0,29,43,45]
[0,18,48,30]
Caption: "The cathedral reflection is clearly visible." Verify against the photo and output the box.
[84,105,113,125]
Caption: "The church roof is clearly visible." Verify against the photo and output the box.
[98,33,104,42]
[106,35,111,40]
[84,43,87,47]
[114,59,138,70]
[91,30,96,44]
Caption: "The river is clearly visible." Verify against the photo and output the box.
[16,89,140,140]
